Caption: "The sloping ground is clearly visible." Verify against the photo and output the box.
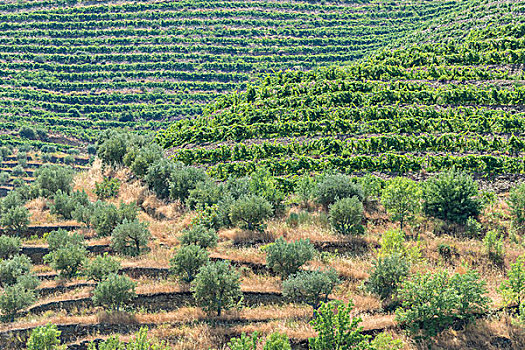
[0,0,457,147]
[158,0,525,180]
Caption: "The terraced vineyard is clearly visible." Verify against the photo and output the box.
[0,0,460,146]
[158,0,525,183]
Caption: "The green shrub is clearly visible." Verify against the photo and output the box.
[508,183,525,230]
[483,230,505,263]
[465,217,483,238]
[422,169,481,225]
[179,225,218,248]
[19,126,37,140]
[247,168,285,213]
[50,190,90,220]
[366,254,409,301]
[92,273,136,311]
[1,191,24,211]
[499,254,525,306]
[0,235,21,259]
[0,284,35,321]
[0,171,9,185]
[88,327,168,350]
[11,165,27,178]
[84,253,121,282]
[395,269,489,337]
[94,177,120,199]
[227,332,260,350]
[295,175,316,207]
[34,164,74,197]
[309,300,370,350]
[329,197,364,235]
[369,332,404,350]
[186,180,223,210]
[377,229,421,264]
[0,206,30,235]
[229,195,273,231]
[145,158,178,199]
[265,237,316,279]
[0,255,33,287]
[314,174,364,208]
[111,219,151,256]
[381,177,420,229]
[87,144,97,155]
[44,244,87,279]
[128,143,163,178]
[263,332,291,350]
[91,201,138,237]
[169,162,209,202]
[27,324,65,350]
[169,244,209,283]
[191,261,241,316]
[282,269,339,310]
[46,229,84,252]
[97,132,130,167]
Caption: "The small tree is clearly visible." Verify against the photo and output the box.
[0,206,30,235]
[266,237,316,279]
[0,235,21,259]
[483,230,505,263]
[170,244,209,283]
[395,269,489,337]
[92,273,136,311]
[508,183,525,230]
[422,169,481,225]
[94,177,120,200]
[19,126,37,140]
[145,158,177,199]
[191,261,242,316]
[46,229,84,252]
[499,254,525,307]
[329,197,365,235]
[0,284,35,321]
[0,255,33,287]
[27,324,65,350]
[314,174,364,209]
[129,143,163,178]
[309,300,370,350]
[365,253,409,301]
[34,164,74,197]
[169,163,210,202]
[179,225,218,249]
[282,269,339,311]
[84,254,121,282]
[263,333,292,350]
[186,180,224,210]
[97,132,129,167]
[381,177,420,230]
[89,327,169,350]
[229,195,273,231]
[111,219,151,256]
[44,244,87,279]
[227,332,260,350]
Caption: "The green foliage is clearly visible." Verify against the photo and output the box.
[84,253,121,282]
[34,164,74,197]
[508,183,525,230]
[229,195,273,231]
[50,189,89,220]
[381,177,420,229]
[282,269,339,310]
[265,237,316,279]
[0,254,33,287]
[329,197,365,235]
[377,229,421,263]
[97,132,133,167]
[27,324,65,350]
[169,244,209,283]
[0,235,21,259]
[365,253,409,301]
[0,283,35,321]
[88,327,169,350]
[499,254,525,306]
[111,219,151,256]
[92,273,137,311]
[465,217,482,238]
[169,162,209,202]
[309,300,371,350]
[369,332,404,350]
[179,225,218,249]
[314,174,364,208]
[19,126,37,140]
[44,244,87,279]
[191,260,241,316]
[94,177,120,199]
[483,230,504,263]
[422,169,481,225]
[0,171,9,185]
[395,269,489,337]
[46,229,84,252]
[145,158,177,199]
[91,201,138,237]
[186,180,224,210]
[11,165,26,178]
[0,206,30,235]
[226,332,260,350]
[128,143,163,178]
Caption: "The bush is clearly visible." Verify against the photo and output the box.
[44,244,87,279]
[97,132,130,167]
[27,324,65,350]
[0,284,35,321]
[465,217,482,238]
[186,180,224,210]
[169,162,209,202]
[84,253,121,282]
[88,327,168,350]
[91,201,138,237]
[381,177,420,229]
[11,165,27,177]
[226,332,259,350]
[377,229,421,263]
[329,197,364,235]
[266,237,316,279]
[229,195,273,231]
[145,158,177,199]
[282,269,339,310]
[46,229,84,252]
[63,155,75,164]
[19,126,37,140]
[179,225,218,248]
[0,206,30,235]
[365,253,409,301]
[92,273,136,311]
[508,183,525,230]
[34,164,74,197]
[395,269,489,337]
[1,191,24,211]
[309,300,370,350]
[94,177,120,199]
[422,169,481,225]
[263,333,292,350]
[499,254,525,306]
[0,255,33,287]
[0,171,9,185]
[191,261,241,316]
[369,332,404,350]
[170,244,209,283]
[50,190,90,220]
[111,219,151,256]
[128,143,163,178]
[314,174,364,208]
[0,235,21,259]
[483,230,505,263]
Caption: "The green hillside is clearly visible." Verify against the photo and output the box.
[158,0,525,180]
[0,0,458,148]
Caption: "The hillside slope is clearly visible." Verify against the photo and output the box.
[0,0,457,147]
[158,0,525,180]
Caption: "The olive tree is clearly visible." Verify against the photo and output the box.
[0,235,21,259]
[329,197,364,235]
[314,174,364,209]
[44,244,87,279]
[381,177,420,230]
[92,273,136,311]
[34,164,74,197]
[282,269,339,311]
[84,254,121,282]
[169,244,209,283]
[266,237,316,279]
[26,324,65,350]
[179,225,218,249]
[0,206,30,235]
[111,219,151,256]
[229,195,273,231]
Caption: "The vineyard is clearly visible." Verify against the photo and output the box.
[158,0,525,181]
[0,0,460,147]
